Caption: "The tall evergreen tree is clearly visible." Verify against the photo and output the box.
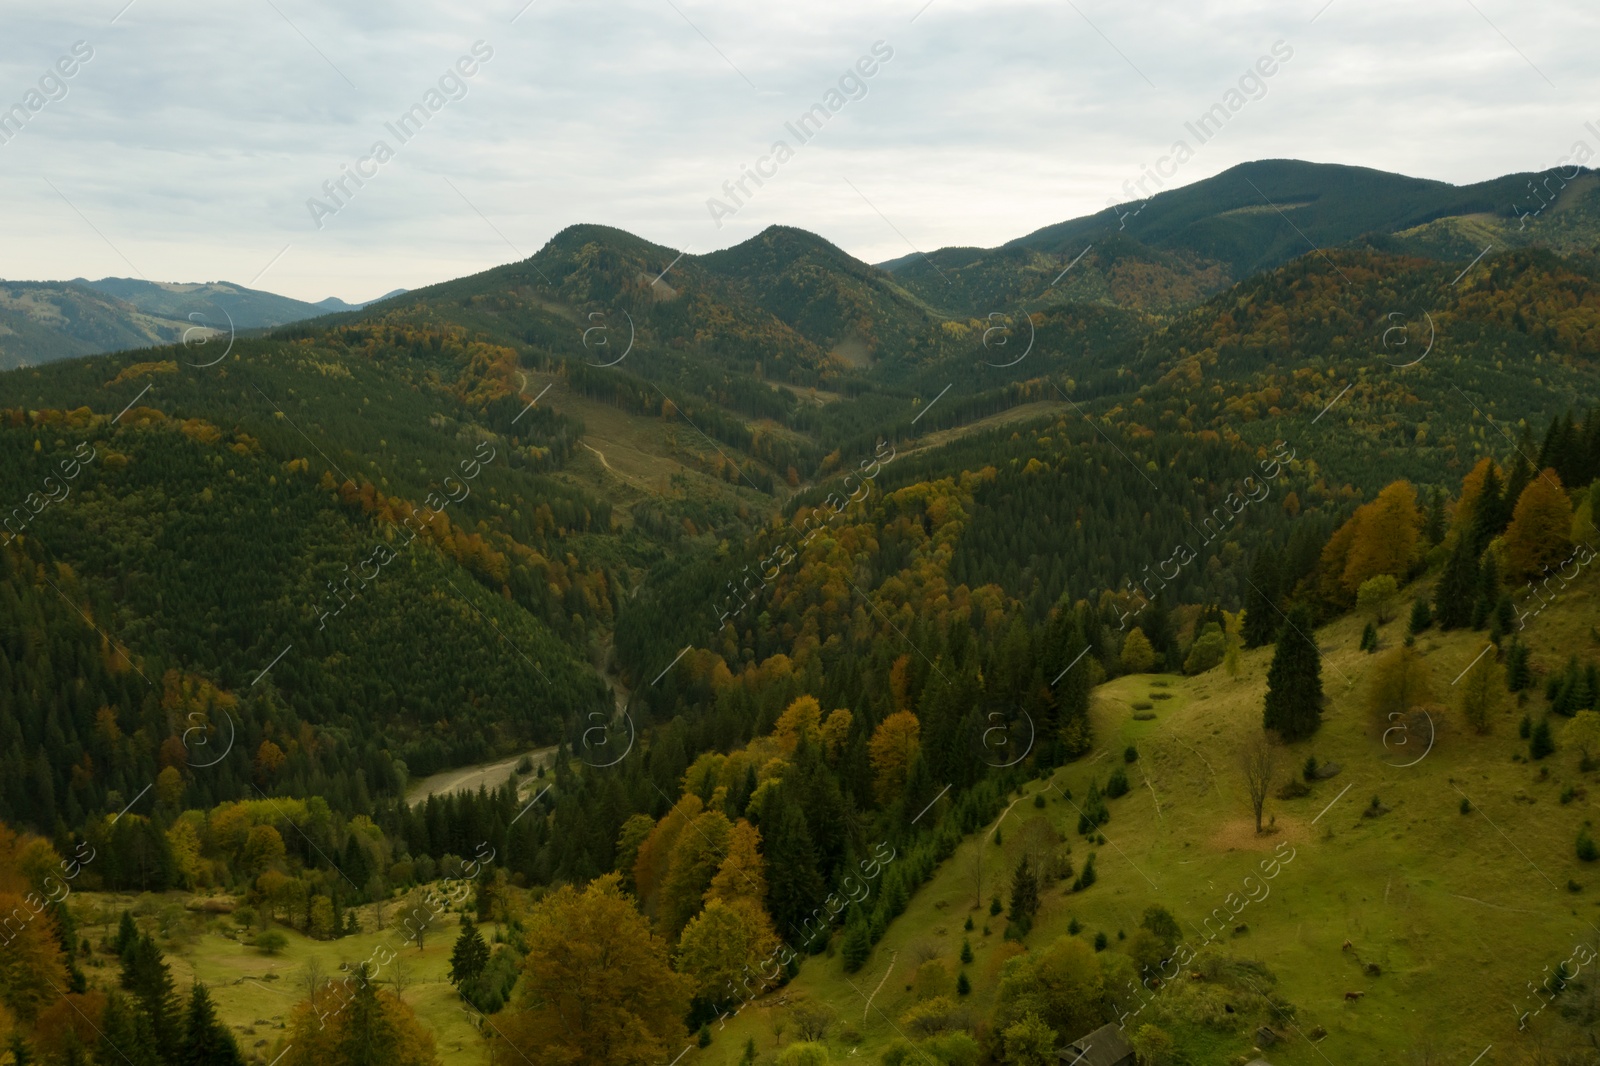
[1242,549,1282,648]
[120,933,179,1062]
[448,918,490,989]
[1262,605,1324,742]
[336,964,397,1066]
[1472,465,1508,552]
[180,983,243,1066]
[1435,536,1480,630]
[1423,488,1448,546]
[1007,855,1040,936]
[761,794,826,945]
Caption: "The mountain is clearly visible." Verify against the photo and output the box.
[0,280,191,369]
[315,287,409,313]
[883,158,1600,315]
[0,276,369,370]
[2,157,1599,1066]
[78,277,333,330]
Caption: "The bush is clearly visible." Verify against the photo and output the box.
[1409,598,1433,634]
[1303,755,1318,781]
[959,939,973,964]
[989,896,1002,916]
[955,972,971,997]
[1068,917,1082,934]
[1579,830,1598,863]
[1520,715,1532,739]
[1132,701,1154,711]
[1460,797,1472,814]
[1125,745,1139,763]
[1033,793,1046,808]
[1276,779,1311,800]
[777,1042,831,1066]
[1093,931,1108,951]
[1105,768,1130,799]
[1072,854,1098,892]
[254,930,288,955]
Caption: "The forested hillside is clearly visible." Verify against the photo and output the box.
[1,159,1598,1066]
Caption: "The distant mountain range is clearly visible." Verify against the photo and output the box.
[0,277,407,370]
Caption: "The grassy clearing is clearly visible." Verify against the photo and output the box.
[695,575,1600,1065]
[73,894,497,1066]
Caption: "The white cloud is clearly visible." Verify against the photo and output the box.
[0,0,1593,302]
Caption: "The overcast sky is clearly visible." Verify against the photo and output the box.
[0,0,1594,303]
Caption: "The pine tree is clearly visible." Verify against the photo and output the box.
[1262,605,1324,741]
[762,795,825,941]
[956,971,971,996]
[336,964,398,1066]
[1242,549,1281,648]
[1423,488,1448,545]
[1531,718,1555,760]
[114,911,138,958]
[1472,464,1508,552]
[448,918,490,989]
[959,939,973,964]
[1435,536,1480,630]
[841,914,871,972]
[1472,552,1500,630]
[1506,639,1532,692]
[1007,856,1040,936]
[1360,622,1378,653]
[180,983,243,1066]
[1408,598,1432,635]
[121,933,179,1062]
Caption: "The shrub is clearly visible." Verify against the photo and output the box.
[1303,755,1318,781]
[1359,622,1378,653]
[254,930,288,955]
[1068,917,1082,934]
[1578,830,1598,863]
[1276,779,1311,800]
[1132,701,1154,711]
[955,972,970,997]
[1093,931,1107,951]
[1460,797,1472,814]
[1149,691,1173,700]
[698,1025,712,1048]
[963,916,973,932]
[777,1042,831,1066]
[1105,768,1130,799]
[1033,793,1046,808]
[989,896,1002,916]
[1409,598,1433,634]
[1125,745,1139,763]
[959,940,973,964]
[1520,714,1532,739]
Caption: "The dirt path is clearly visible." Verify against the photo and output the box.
[404,745,557,805]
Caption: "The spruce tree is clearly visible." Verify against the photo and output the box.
[1423,488,1448,545]
[1007,856,1040,936]
[1473,465,1509,552]
[1408,598,1432,635]
[121,934,178,1062]
[1435,537,1480,630]
[841,913,871,972]
[1262,605,1324,741]
[1242,549,1282,648]
[1531,718,1555,759]
[336,964,397,1066]
[180,983,243,1066]
[449,918,490,989]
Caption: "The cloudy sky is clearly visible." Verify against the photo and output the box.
[1,0,1594,303]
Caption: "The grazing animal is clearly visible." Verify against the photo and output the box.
[1188,971,1204,981]
[1344,990,1364,1001]
[1342,940,1353,952]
